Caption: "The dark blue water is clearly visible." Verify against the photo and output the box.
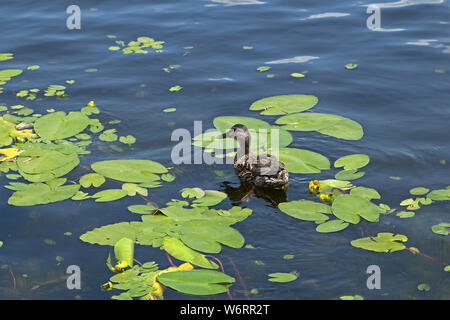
[0,0,448,299]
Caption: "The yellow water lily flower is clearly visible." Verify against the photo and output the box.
[102,281,113,290]
[145,262,194,300]
[320,192,335,204]
[0,148,24,162]
[114,260,129,273]
[309,180,322,194]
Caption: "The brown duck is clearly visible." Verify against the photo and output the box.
[218,124,289,189]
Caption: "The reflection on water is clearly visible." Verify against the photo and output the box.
[220,181,288,208]
[210,0,265,6]
[265,56,320,65]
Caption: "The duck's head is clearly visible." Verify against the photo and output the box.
[218,124,250,140]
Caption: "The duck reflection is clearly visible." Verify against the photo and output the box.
[220,181,287,208]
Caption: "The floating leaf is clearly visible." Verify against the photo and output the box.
[16,144,79,182]
[335,169,365,181]
[417,283,430,292]
[80,222,138,245]
[99,129,118,142]
[257,66,270,72]
[161,173,175,182]
[8,180,80,206]
[427,189,450,201]
[340,295,363,300]
[276,113,364,140]
[27,65,40,70]
[278,200,331,222]
[409,187,429,195]
[349,187,380,200]
[290,73,305,78]
[331,194,384,224]
[119,135,136,145]
[316,219,349,233]
[431,223,450,236]
[0,69,23,81]
[350,232,408,253]
[334,154,370,170]
[169,85,182,92]
[181,187,205,199]
[157,269,235,295]
[114,238,134,267]
[162,237,218,269]
[34,111,90,140]
[122,183,148,196]
[249,94,318,116]
[396,211,415,218]
[92,189,128,202]
[271,147,330,174]
[267,272,298,283]
[345,63,358,70]
[127,204,157,215]
[163,108,176,113]
[79,173,105,188]
[91,159,167,183]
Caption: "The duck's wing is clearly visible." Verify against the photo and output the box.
[252,154,286,176]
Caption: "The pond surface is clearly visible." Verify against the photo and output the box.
[0,0,448,300]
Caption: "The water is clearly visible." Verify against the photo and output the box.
[0,0,448,300]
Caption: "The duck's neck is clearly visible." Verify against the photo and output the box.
[236,135,250,158]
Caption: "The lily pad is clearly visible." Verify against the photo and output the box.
[267,272,298,283]
[34,111,90,140]
[8,179,80,206]
[249,94,318,116]
[350,232,408,253]
[316,219,349,233]
[276,112,364,140]
[334,154,370,170]
[409,187,429,196]
[91,159,167,183]
[278,200,331,222]
[271,147,330,174]
[335,169,365,181]
[157,269,235,295]
[162,237,218,269]
[431,223,450,236]
[92,189,128,202]
[79,173,105,188]
[331,194,384,224]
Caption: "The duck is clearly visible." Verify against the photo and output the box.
[217,124,289,189]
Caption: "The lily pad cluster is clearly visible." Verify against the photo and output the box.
[279,181,388,234]
[80,187,250,299]
[108,36,165,54]
[0,100,173,207]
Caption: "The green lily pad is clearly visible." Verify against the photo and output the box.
[79,173,105,188]
[0,69,23,81]
[271,147,330,174]
[350,232,408,253]
[17,144,79,182]
[349,187,380,200]
[162,237,218,269]
[267,272,298,283]
[119,135,136,145]
[345,63,358,70]
[427,189,450,201]
[8,179,80,206]
[431,223,450,236]
[34,111,90,140]
[91,159,167,183]
[335,169,365,181]
[249,94,318,116]
[114,237,134,267]
[181,187,205,199]
[316,219,349,233]
[122,183,148,196]
[157,269,235,295]
[127,204,157,215]
[92,189,128,202]
[276,112,364,140]
[417,283,430,292]
[331,194,384,224]
[256,66,270,72]
[79,222,139,245]
[334,154,370,170]
[278,200,331,222]
[409,187,430,196]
